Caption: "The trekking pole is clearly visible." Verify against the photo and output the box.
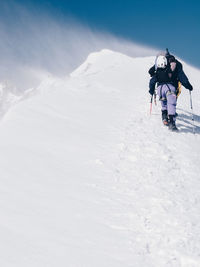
[189,91,195,134]
[150,96,153,115]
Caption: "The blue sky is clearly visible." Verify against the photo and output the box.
[1,0,200,67]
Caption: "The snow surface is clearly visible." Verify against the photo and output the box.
[0,49,200,267]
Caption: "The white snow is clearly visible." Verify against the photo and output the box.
[0,49,200,267]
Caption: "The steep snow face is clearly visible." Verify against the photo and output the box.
[0,49,200,267]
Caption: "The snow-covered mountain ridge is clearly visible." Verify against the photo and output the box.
[0,49,200,267]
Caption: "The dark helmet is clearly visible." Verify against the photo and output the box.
[168,55,176,63]
[165,48,176,63]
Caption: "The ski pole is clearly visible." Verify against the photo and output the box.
[150,96,153,115]
[189,91,195,134]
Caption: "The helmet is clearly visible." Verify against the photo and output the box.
[168,55,176,63]
[156,55,167,69]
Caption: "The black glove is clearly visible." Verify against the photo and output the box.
[188,84,193,91]
[149,89,154,96]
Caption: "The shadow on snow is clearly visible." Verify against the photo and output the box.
[176,108,200,134]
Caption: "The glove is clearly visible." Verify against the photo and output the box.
[149,89,154,96]
[188,84,193,91]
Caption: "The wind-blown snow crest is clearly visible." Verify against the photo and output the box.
[0,50,200,267]
[71,49,154,77]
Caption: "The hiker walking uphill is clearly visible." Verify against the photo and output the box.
[149,49,193,131]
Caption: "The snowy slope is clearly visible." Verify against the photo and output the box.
[0,49,200,267]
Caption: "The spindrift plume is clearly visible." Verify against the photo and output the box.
[0,1,156,92]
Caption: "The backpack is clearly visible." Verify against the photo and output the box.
[155,53,177,84]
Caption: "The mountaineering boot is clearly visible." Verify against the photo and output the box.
[162,110,169,126]
[168,115,178,131]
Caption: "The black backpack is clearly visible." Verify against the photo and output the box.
[155,66,173,84]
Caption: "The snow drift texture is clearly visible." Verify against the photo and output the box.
[0,49,200,267]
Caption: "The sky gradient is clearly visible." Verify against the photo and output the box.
[1,0,200,67]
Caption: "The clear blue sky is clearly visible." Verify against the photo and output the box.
[2,0,200,67]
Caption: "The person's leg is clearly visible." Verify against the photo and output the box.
[167,94,176,116]
[161,103,168,125]
[166,85,178,131]
[157,85,168,125]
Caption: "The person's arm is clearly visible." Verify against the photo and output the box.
[176,60,183,70]
[177,69,193,90]
[149,75,157,95]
